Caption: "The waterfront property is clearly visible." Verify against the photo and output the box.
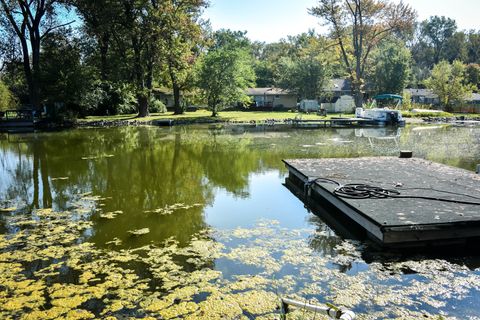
[284,157,480,248]
[405,88,480,113]
[245,87,297,110]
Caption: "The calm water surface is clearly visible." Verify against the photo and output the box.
[1,124,479,319]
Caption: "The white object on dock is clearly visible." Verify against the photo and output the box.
[281,297,356,320]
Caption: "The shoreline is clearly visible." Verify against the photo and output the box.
[74,115,479,128]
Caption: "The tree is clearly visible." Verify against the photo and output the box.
[467,31,480,64]
[251,40,293,88]
[443,31,467,63]
[74,0,207,117]
[159,0,207,115]
[466,63,480,91]
[39,30,89,115]
[276,34,332,99]
[0,80,16,111]
[196,30,255,117]
[73,0,121,81]
[424,60,474,111]
[420,16,457,65]
[0,0,73,109]
[309,0,416,108]
[371,39,411,94]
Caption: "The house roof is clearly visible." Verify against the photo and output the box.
[324,79,352,92]
[467,93,480,101]
[404,88,438,99]
[245,88,293,96]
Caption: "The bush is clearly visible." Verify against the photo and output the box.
[0,81,17,111]
[149,98,167,113]
[402,111,453,118]
[81,81,137,115]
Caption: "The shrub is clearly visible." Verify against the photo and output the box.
[81,81,137,115]
[0,81,17,111]
[402,111,453,118]
[149,98,167,113]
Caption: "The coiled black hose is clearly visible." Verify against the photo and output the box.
[307,178,480,206]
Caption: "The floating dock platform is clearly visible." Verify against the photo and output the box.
[284,157,480,248]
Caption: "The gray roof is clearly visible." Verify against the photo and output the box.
[466,93,480,101]
[324,79,352,92]
[405,89,480,101]
[245,88,293,96]
[404,88,438,99]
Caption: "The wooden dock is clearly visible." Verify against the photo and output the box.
[0,109,39,132]
[283,157,480,248]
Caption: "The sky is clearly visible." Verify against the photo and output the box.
[203,0,480,43]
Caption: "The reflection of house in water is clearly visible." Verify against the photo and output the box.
[355,127,402,149]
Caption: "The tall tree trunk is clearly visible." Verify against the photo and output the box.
[132,36,149,117]
[169,62,183,115]
[137,93,149,117]
[173,82,182,115]
[99,33,110,81]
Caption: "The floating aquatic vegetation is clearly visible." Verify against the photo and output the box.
[105,237,122,246]
[51,177,69,181]
[127,228,150,236]
[81,154,115,160]
[1,204,479,319]
[98,210,123,220]
[145,203,203,215]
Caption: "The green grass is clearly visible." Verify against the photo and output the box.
[78,110,356,123]
[78,109,479,125]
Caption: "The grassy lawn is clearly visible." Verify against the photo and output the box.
[78,109,479,124]
[79,110,355,123]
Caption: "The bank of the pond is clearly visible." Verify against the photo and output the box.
[74,110,480,128]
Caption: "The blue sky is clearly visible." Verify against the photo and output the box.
[203,0,480,43]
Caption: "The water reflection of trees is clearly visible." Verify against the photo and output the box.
[1,125,479,246]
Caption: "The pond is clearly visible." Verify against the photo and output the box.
[0,124,479,319]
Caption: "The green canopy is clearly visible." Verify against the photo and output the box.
[374,94,403,100]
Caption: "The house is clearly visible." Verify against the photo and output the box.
[152,88,175,109]
[455,92,480,113]
[404,88,440,106]
[404,88,480,113]
[245,88,297,110]
[323,79,353,98]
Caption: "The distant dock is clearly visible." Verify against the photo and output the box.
[284,157,480,248]
[0,109,41,132]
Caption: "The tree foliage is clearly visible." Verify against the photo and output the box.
[420,16,457,65]
[159,0,207,115]
[0,79,16,111]
[371,39,411,94]
[309,0,416,107]
[196,30,255,117]
[276,33,332,99]
[424,60,474,110]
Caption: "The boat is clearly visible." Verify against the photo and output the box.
[354,94,406,126]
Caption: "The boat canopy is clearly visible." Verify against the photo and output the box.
[374,94,403,100]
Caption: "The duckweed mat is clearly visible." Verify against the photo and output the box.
[1,194,480,320]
